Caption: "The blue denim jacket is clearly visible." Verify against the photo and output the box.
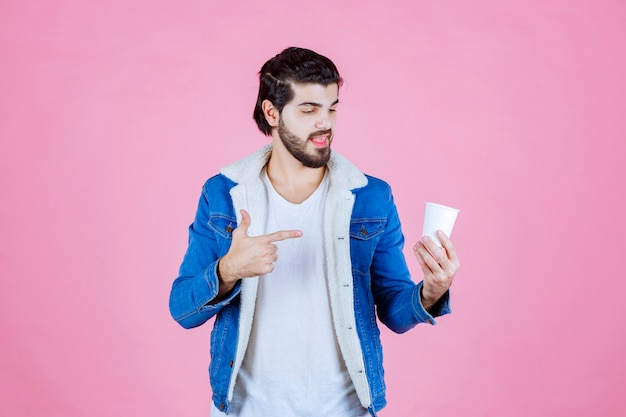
[169,146,450,415]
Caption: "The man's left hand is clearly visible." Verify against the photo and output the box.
[413,231,461,310]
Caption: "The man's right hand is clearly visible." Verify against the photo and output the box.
[217,209,303,291]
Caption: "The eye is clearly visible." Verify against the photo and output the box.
[329,108,337,113]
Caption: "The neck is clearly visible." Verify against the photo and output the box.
[266,139,327,204]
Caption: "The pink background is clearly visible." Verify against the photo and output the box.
[2,1,625,416]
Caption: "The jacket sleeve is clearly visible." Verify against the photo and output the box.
[169,184,241,329]
[370,186,450,334]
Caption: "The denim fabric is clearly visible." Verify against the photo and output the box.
[169,161,451,415]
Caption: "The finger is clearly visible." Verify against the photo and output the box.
[423,235,458,281]
[414,241,439,273]
[233,209,251,237]
[421,236,447,263]
[413,242,434,274]
[268,243,278,255]
[263,229,303,243]
[262,243,278,259]
[262,262,275,275]
[437,231,460,266]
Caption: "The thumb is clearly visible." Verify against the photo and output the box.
[233,209,251,237]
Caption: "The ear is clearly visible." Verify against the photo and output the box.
[262,100,279,128]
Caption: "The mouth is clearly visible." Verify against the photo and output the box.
[309,130,332,148]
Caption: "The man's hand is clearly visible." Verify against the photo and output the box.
[413,231,460,310]
[217,210,303,295]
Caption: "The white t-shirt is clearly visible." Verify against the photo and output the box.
[211,170,369,417]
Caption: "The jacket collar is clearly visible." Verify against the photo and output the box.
[220,144,368,190]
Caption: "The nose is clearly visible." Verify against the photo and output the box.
[315,114,332,130]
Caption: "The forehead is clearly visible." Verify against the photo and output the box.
[289,82,339,105]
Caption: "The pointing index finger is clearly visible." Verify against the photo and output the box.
[262,230,304,242]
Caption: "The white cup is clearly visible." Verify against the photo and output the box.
[422,202,460,246]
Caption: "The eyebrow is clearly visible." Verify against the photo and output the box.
[298,99,340,108]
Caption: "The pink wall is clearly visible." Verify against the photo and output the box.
[1,1,625,416]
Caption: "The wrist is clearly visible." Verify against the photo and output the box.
[217,256,238,288]
[209,258,238,305]
[216,257,231,286]
[420,285,440,310]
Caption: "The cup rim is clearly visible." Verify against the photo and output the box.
[425,202,460,213]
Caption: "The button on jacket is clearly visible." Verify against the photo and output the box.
[169,145,451,416]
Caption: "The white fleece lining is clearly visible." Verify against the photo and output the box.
[323,184,372,408]
[220,145,371,407]
[226,183,259,402]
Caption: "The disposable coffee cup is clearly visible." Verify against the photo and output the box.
[422,202,460,247]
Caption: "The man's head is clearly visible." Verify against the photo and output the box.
[253,47,343,136]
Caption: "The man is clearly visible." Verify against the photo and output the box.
[169,47,460,417]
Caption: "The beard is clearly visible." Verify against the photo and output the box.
[278,118,332,168]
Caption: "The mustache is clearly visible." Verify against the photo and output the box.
[308,129,333,140]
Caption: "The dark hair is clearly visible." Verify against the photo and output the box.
[253,47,343,136]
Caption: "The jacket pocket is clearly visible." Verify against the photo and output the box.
[208,214,236,240]
[349,218,386,274]
[350,218,385,240]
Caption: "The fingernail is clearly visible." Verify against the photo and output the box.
[422,236,430,243]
